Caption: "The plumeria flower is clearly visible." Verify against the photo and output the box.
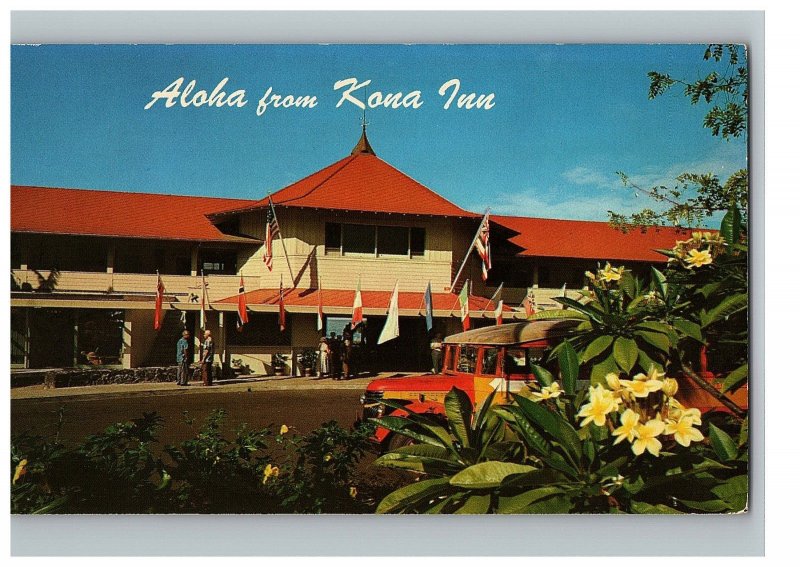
[665,416,704,447]
[619,376,663,398]
[349,486,358,499]
[578,385,619,427]
[12,459,28,485]
[605,372,622,390]
[631,419,666,456]
[531,382,563,402]
[323,453,333,462]
[598,262,624,283]
[262,464,280,484]
[673,406,702,426]
[612,409,640,445]
[686,248,713,268]
[661,378,679,398]
[279,424,289,435]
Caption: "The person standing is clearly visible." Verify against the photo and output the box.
[200,329,215,386]
[341,323,353,380]
[176,330,191,386]
[430,333,443,374]
[318,337,330,378]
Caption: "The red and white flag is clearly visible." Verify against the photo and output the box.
[317,285,324,332]
[199,271,208,331]
[154,272,165,330]
[278,275,286,332]
[263,200,280,272]
[494,299,504,326]
[473,213,491,281]
[523,286,537,318]
[458,280,471,331]
[236,275,249,331]
[352,276,364,327]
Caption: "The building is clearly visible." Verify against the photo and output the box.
[10,128,690,373]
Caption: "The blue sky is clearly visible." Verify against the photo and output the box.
[11,44,746,225]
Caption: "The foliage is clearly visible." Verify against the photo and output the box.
[11,411,378,514]
[300,348,318,369]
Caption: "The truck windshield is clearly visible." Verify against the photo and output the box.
[505,346,549,376]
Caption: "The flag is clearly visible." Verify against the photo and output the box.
[560,283,568,309]
[524,286,537,317]
[199,271,208,331]
[423,281,433,332]
[378,282,400,344]
[279,275,286,332]
[459,280,471,331]
[154,272,165,330]
[473,213,491,281]
[317,285,324,332]
[236,275,249,331]
[263,201,280,272]
[494,299,504,326]
[352,276,363,327]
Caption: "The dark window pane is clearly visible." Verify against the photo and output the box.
[226,312,291,346]
[76,310,124,365]
[199,249,237,275]
[505,347,529,375]
[342,224,375,255]
[325,223,342,252]
[410,227,426,257]
[457,345,477,373]
[377,226,408,256]
[481,347,498,375]
[11,308,26,365]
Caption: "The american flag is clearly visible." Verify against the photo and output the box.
[474,213,491,281]
[263,203,280,272]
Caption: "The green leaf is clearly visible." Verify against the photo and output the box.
[630,501,683,514]
[581,335,614,363]
[554,297,609,325]
[530,309,589,321]
[650,266,668,298]
[530,364,554,387]
[709,423,739,462]
[677,499,730,513]
[711,474,748,512]
[721,363,748,393]
[613,337,639,374]
[720,206,742,247]
[635,349,663,376]
[449,461,537,489]
[558,341,579,396]
[497,487,567,514]
[701,293,748,328]
[672,318,704,342]
[371,416,450,450]
[444,387,474,449]
[512,394,583,466]
[521,493,573,513]
[376,477,451,514]
[590,351,621,386]
[634,330,671,354]
[453,493,491,514]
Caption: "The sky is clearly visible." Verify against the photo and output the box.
[11,44,747,225]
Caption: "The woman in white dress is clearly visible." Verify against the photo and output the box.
[318,337,330,377]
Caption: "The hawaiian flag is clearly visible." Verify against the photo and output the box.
[236,275,249,331]
[154,272,165,330]
[263,202,280,272]
[473,213,491,281]
[279,275,286,332]
[352,276,364,327]
[458,280,471,331]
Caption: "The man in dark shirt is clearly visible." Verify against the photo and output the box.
[176,330,191,386]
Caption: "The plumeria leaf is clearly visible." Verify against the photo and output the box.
[701,293,748,327]
[721,363,748,393]
[677,498,731,513]
[613,337,639,373]
[720,206,742,247]
[376,477,451,514]
[590,351,621,386]
[530,364,554,387]
[581,335,614,363]
[672,318,704,342]
[530,309,590,321]
[521,493,573,513]
[497,487,567,514]
[558,341,579,396]
[634,329,671,354]
[709,423,739,462]
[512,394,583,466]
[453,493,491,514]
[650,266,668,298]
[630,501,683,514]
[449,461,537,489]
[444,387,474,449]
[711,474,748,512]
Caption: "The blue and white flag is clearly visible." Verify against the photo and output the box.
[424,281,433,332]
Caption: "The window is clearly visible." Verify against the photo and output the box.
[480,347,498,375]
[325,223,342,254]
[199,249,237,275]
[226,313,291,346]
[342,224,376,255]
[410,227,426,257]
[76,310,124,366]
[505,348,528,374]
[457,345,477,373]
[377,225,408,256]
[11,308,26,366]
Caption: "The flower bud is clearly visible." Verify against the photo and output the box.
[605,372,621,390]
[661,377,679,398]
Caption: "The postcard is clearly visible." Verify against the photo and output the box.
[10,43,749,515]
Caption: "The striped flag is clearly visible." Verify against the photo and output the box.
[279,275,286,332]
[154,272,165,330]
[459,280,471,331]
[317,284,324,332]
[236,275,249,331]
[423,281,433,332]
[263,203,280,272]
[473,212,491,281]
[352,276,363,327]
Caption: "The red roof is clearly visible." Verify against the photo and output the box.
[218,287,509,313]
[11,186,257,242]
[210,153,476,219]
[492,215,693,262]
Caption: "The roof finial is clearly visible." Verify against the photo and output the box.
[351,108,375,156]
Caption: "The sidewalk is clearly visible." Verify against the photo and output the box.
[10,372,411,402]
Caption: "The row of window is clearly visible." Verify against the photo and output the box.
[325,223,426,257]
[442,344,547,377]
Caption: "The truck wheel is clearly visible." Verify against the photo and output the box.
[384,433,414,453]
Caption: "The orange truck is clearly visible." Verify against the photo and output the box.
[359,319,748,450]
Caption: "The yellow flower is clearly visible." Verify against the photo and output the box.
[349,486,358,499]
[605,372,622,390]
[612,409,640,445]
[531,382,563,402]
[686,248,713,268]
[578,385,619,427]
[13,459,28,485]
[619,377,663,398]
[324,453,333,462]
[279,424,289,435]
[598,262,624,283]
[665,417,704,447]
[661,378,679,398]
[673,406,702,426]
[262,464,280,484]
[631,419,666,456]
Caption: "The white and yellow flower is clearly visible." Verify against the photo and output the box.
[262,464,280,484]
[578,385,619,427]
[605,372,622,390]
[598,262,624,283]
[612,409,640,445]
[13,459,28,485]
[665,416,704,447]
[631,419,666,456]
[279,424,289,435]
[619,376,663,398]
[661,377,679,398]
[531,382,563,402]
[686,248,713,268]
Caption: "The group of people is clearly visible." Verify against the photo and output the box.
[317,324,356,380]
[176,329,215,387]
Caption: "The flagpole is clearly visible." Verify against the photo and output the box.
[482,282,503,316]
[450,208,489,293]
[269,195,296,287]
